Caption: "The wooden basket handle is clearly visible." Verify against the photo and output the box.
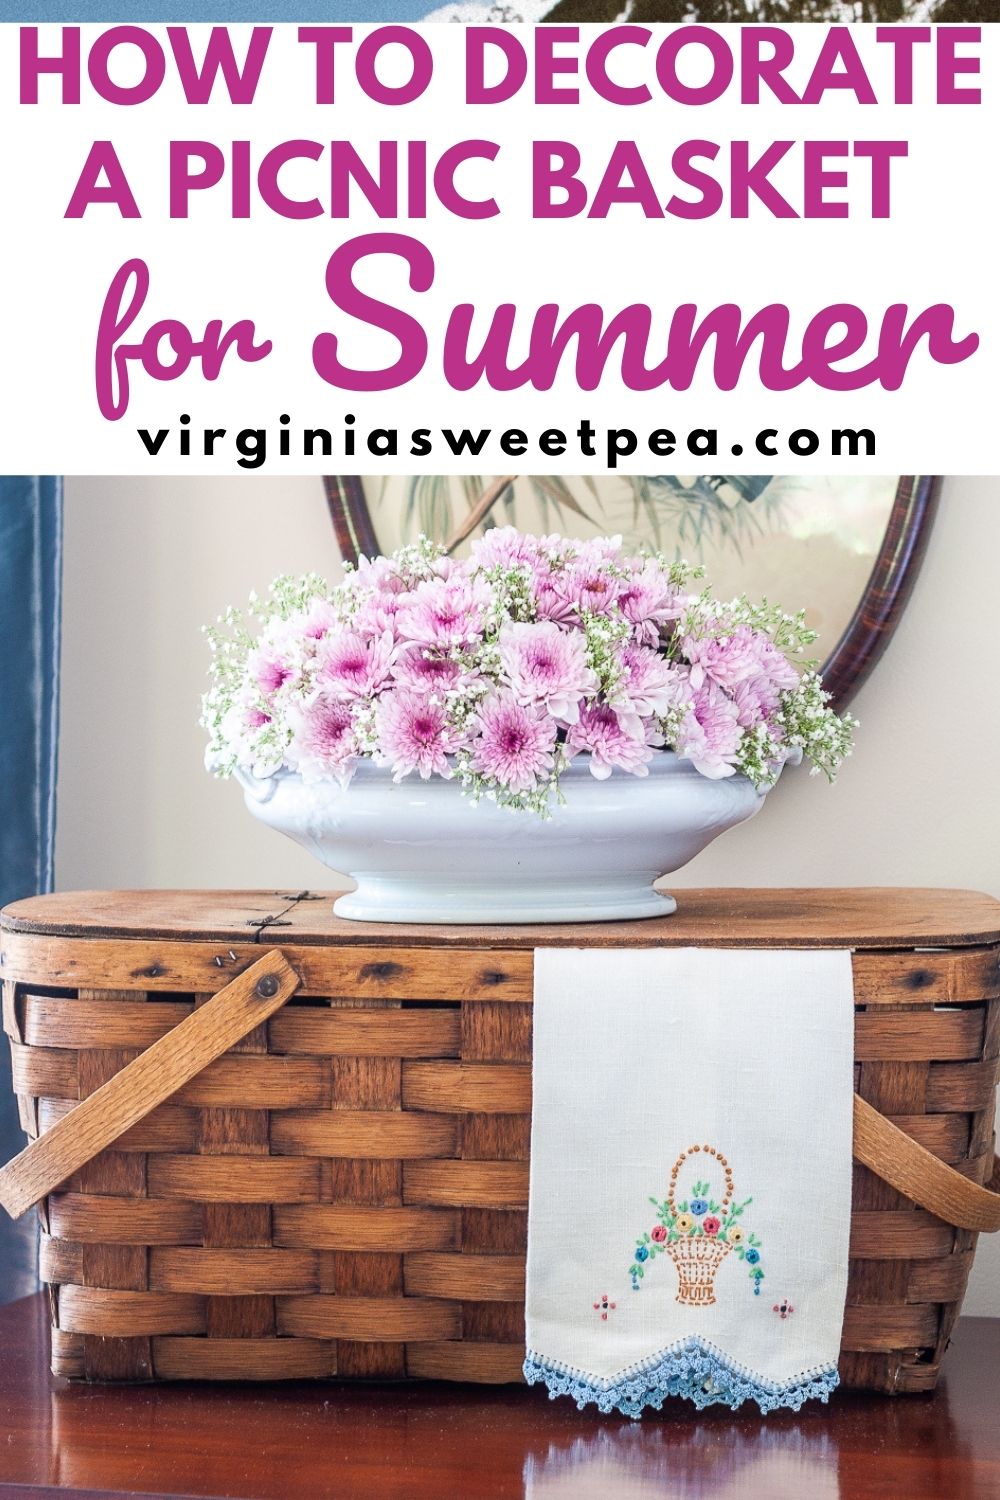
[0,950,300,1221]
[853,1094,1000,1234]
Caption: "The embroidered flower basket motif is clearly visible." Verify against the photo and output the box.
[629,1144,765,1304]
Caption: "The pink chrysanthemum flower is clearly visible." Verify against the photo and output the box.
[470,694,557,793]
[353,589,408,638]
[722,637,800,727]
[498,621,597,725]
[376,689,458,781]
[391,644,465,695]
[675,683,743,779]
[575,535,626,566]
[250,649,294,696]
[617,561,686,646]
[613,643,682,719]
[553,563,622,619]
[351,553,410,595]
[318,629,396,699]
[286,695,359,787]
[469,525,543,573]
[532,575,578,624]
[684,624,764,693]
[566,703,655,780]
[754,638,802,692]
[732,676,777,729]
[397,576,488,648]
[300,598,339,641]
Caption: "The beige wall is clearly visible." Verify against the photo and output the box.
[57,476,1000,1313]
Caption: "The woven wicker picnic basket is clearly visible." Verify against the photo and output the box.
[1,887,998,1392]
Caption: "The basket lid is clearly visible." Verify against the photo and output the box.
[2,888,1000,949]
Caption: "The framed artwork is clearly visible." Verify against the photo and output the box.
[324,474,940,706]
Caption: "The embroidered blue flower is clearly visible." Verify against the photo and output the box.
[627,1149,764,1303]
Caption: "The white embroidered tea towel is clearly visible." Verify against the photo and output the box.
[524,947,854,1417]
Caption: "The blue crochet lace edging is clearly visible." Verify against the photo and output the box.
[523,1336,840,1417]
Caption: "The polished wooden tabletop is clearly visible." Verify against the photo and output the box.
[0,1295,998,1499]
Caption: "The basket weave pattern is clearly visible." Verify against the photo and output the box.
[2,889,999,1393]
[667,1237,731,1306]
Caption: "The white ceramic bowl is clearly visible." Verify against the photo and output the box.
[235,752,774,924]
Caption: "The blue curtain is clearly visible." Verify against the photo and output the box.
[0,478,62,1302]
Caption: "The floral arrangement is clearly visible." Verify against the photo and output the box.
[630,1176,765,1299]
[202,529,856,815]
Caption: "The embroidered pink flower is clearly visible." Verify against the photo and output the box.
[651,1224,667,1243]
[703,1216,721,1237]
[318,629,396,699]
[566,703,655,780]
[674,682,743,780]
[499,621,597,724]
[285,694,358,787]
[613,643,681,719]
[397,576,487,648]
[470,694,557,792]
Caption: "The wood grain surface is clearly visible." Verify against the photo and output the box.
[5,886,1000,947]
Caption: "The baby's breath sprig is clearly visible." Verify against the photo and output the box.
[736,723,786,790]
[479,562,537,632]
[680,592,819,662]
[776,673,858,782]
[655,702,695,746]
[257,573,331,623]
[641,555,706,590]
[444,675,492,740]
[386,536,448,586]
[581,609,630,698]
